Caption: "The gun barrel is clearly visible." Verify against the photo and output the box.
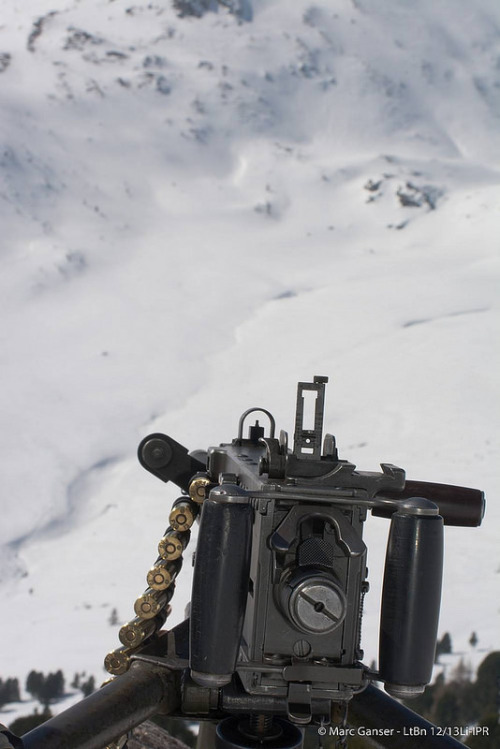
[374,481,485,526]
[21,661,178,749]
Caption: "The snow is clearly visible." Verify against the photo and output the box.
[0,0,499,720]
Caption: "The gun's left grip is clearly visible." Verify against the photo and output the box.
[190,494,252,687]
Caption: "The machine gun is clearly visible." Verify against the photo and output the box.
[21,376,485,749]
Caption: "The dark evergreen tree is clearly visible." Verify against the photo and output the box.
[40,671,64,705]
[108,608,119,626]
[441,632,452,653]
[80,676,95,697]
[434,690,461,726]
[4,678,20,703]
[26,669,65,706]
[472,651,500,720]
[469,631,478,648]
[26,670,44,700]
[435,632,452,661]
[53,670,65,697]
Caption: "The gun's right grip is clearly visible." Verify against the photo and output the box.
[379,506,443,699]
[190,497,252,687]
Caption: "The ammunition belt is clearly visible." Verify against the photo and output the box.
[102,476,211,749]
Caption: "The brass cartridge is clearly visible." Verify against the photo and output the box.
[104,646,136,676]
[146,559,182,591]
[119,617,157,648]
[189,476,212,504]
[133,587,172,619]
[158,529,190,560]
[169,498,197,531]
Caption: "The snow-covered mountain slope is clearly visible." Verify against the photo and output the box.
[0,0,499,699]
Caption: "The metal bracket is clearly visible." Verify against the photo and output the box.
[287,682,312,725]
[258,437,287,478]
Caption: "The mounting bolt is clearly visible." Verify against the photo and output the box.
[293,639,312,658]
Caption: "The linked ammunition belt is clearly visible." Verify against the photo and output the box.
[104,477,210,676]
[102,477,210,749]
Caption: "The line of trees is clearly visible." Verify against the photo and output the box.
[5,670,96,737]
[0,677,20,707]
[26,670,65,706]
[1,669,96,710]
[71,672,96,697]
[404,651,500,747]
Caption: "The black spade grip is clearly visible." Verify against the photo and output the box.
[190,495,253,687]
[379,501,444,699]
